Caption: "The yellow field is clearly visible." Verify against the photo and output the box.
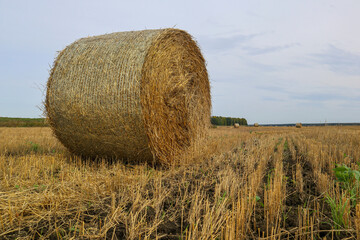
[1,126,360,239]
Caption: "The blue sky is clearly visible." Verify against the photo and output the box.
[1,0,359,124]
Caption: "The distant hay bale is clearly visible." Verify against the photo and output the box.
[46,29,211,164]
[254,123,259,127]
[296,123,302,128]
[234,123,240,128]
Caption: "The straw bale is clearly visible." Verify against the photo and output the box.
[46,29,211,164]
[254,123,259,127]
[234,123,240,128]
[296,123,302,128]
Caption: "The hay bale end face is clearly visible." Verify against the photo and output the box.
[296,123,302,128]
[46,29,211,164]
[254,123,259,127]
[234,123,240,128]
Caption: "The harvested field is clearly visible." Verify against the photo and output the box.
[1,126,360,239]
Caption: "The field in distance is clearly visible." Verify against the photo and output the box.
[0,117,48,127]
[1,126,360,239]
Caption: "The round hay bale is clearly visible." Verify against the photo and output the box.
[296,123,302,128]
[254,123,259,127]
[46,28,211,164]
[234,123,240,128]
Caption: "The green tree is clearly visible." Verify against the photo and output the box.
[210,116,248,126]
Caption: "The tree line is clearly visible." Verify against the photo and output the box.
[211,116,247,126]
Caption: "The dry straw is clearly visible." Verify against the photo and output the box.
[254,123,259,127]
[234,123,240,128]
[296,123,302,128]
[46,29,211,164]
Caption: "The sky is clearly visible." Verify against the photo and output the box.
[1,0,359,124]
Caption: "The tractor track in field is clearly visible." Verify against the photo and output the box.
[289,138,346,239]
[282,138,319,231]
[253,137,325,239]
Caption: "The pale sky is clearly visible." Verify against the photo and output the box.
[1,0,359,124]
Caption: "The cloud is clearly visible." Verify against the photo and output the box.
[255,84,360,104]
[290,93,358,102]
[242,43,300,55]
[311,45,360,75]
[261,96,285,102]
[198,32,263,53]
[255,85,287,93]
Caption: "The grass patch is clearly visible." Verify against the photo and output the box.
[0,117,48,127]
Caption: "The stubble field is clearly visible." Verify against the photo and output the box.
[1,126,360,239]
